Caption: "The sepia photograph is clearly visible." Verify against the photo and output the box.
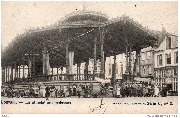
[1,1,178,114]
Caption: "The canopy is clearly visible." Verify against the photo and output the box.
[2,11,158,70]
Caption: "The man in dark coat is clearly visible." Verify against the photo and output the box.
[45,85,50,100]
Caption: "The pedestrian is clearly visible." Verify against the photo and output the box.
[116,85,121,98]
[45,85,50,100]
[143,86,146,97]
[68,84,72,97]
[77,85,82,98]
[154,85,159,97]
[50,84,56,98]
[137,85,141,97]
[89,82,93,95]
[55,88,58,98]
[86,85,91,98]
[73,84,77,96]
[82,84,86,97]
[60,85,64,97]
[63,85,67,97]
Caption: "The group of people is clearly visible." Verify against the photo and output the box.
[115,82,166,98]
[45,85,57,100]
[2,81,169,99]
[44,83,94,99]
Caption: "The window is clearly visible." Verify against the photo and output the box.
[141,52,145,60]
[174,67,177,76]
[109,64,111,75]
[163,70,166,77]
[174,51,178,64]
[115,65,118,74]
[160,70,163,78]
[155,70,157,78]
[143,68,146,75]
[163,78,166,84]
[166,36,172,49]
[159,54,162,65]
[121,65,123,75]
[142,66,146,75]
[166,69,172,78]
[148,65,152,74]
[173,78,178,91]
[146,51,151,59]
[166,53,171,64]
[157,54,162,66]
[157,79,160,86]
[158,70,160,78]
[160,70,165,78]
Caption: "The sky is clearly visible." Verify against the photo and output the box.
[1,1,178,49]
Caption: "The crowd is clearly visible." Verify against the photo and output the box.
[115,82,168,98]
[44,83,94,100]
[2,82,170,98]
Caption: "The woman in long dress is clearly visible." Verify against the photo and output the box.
[154,86,159,97]
[116,86,121,98]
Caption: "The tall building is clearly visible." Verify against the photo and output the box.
[154,33,178,91]
[140,46,155,78]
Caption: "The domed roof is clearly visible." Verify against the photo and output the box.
[60,11,109,24]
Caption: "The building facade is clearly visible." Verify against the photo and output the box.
[154,33,178,92]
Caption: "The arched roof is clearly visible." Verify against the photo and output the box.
[2,11,159,69]
[60,11,108,24]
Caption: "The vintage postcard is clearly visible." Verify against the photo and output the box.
[1,1,178,115]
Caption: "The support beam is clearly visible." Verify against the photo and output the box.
[125,45,129,74]
[133,49,141,77]
[11,65,13,82]
[16,65,18,78]
[14,62,17,79]
[52,67,54,80]
[100,27,105,79]
[78,63,81,80]
[4,67,5,82]
[9,67,11,82]
[7,66,9,82]
[52,67,53,75]
[129,45,132,81]
[57,67,58,74]
[84,61,88,80]
[57,67,58,80]
[5,66,8,82]
[93,37,97,79]
[22,57,25,78]
[69,51,74,75]
[138,50,141,76]
[32,53,35,77]
[42,46,50,76]
[2,67,5,83]
[66,38,69,79]
[27,55,30,77]
[76,64,78,80]
[111,55,116,86]
[18,64,20,78]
